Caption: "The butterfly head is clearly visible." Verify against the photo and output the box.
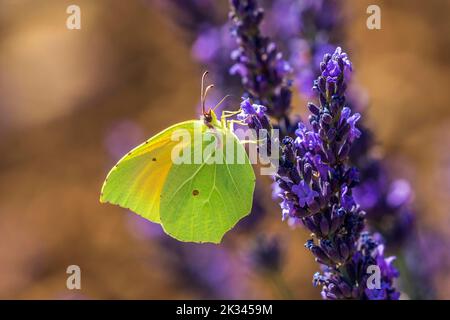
[203,108,220,128]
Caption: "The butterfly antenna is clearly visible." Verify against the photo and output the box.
[203,84,214,114]
[201,71,209,114]
[212,95,233,112]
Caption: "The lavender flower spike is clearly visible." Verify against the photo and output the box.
[229,0,293,124]
[275,47,399,299]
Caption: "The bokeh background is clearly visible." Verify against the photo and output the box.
[0,0,449,299]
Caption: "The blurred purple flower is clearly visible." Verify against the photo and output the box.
[125,211,165,240]
[176,244,246,298]
[104,120,144,161]
[248,235,282,273]
[353,181,381,209]
[192,27,222,62]
[387,179,412,208]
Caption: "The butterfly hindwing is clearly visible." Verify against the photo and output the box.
[159,126,255,243]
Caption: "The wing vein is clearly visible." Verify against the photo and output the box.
[163,152,213,205]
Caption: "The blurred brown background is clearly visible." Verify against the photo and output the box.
[0,0,449,299]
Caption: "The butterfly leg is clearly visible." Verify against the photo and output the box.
[221,110,242,119]
[225,119,248,133]
[220,110,243,128]
[239,140,259,145]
